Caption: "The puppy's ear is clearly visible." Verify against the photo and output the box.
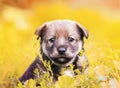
[76,23,89,39]
[35,23,47,39]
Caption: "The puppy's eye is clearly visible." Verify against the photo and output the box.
[49,38,55,43]
[68,37,75,42]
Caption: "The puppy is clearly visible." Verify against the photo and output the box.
[19,20,89,83]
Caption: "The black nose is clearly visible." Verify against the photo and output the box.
[58,47,66,54]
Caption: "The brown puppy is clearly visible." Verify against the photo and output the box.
[19,20,89,83]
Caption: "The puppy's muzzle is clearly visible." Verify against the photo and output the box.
[53,57,72,64]
[57,46,67,55]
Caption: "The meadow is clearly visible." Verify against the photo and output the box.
[0,3,120,88]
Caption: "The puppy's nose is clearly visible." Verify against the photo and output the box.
[58,47,66,54]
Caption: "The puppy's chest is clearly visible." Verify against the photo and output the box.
[52,65,75,78]
[61,69,75,77]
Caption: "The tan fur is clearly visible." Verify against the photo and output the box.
[19,20,89,83]
[37,20,88,67]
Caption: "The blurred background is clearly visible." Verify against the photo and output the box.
[0,0,120,87]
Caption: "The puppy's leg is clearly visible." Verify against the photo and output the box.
[75,55,89,74]
[19,56,46,82]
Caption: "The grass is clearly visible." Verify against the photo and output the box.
[0,4,120,88]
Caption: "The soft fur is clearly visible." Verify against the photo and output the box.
[19,20,89,83]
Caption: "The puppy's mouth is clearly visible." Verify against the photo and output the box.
[50,56,73,64]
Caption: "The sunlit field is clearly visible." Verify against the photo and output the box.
[0,2,120,88]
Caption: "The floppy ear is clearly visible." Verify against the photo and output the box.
[35,23,47,39]
[76,23,89,39]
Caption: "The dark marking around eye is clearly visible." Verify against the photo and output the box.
[68,37,75,42]
[49,38,55,43]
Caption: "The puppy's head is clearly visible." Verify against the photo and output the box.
[35,20,88,66]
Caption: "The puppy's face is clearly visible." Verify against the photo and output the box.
[35,20,88,66]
